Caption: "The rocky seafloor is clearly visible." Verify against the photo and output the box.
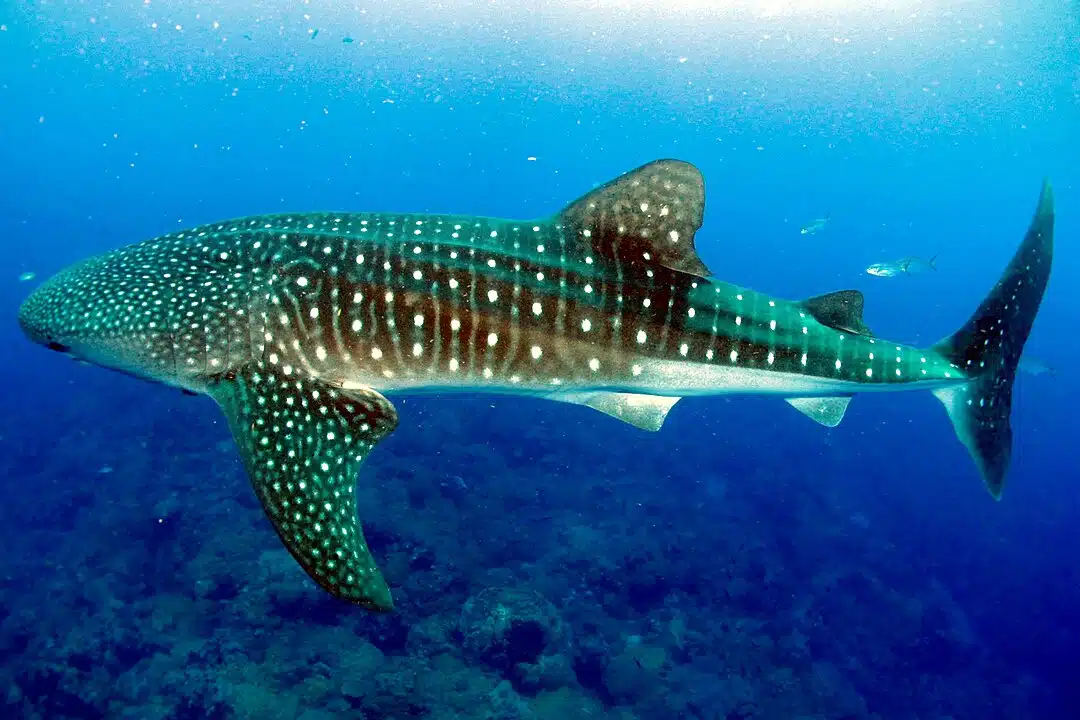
[0,377,1075,719]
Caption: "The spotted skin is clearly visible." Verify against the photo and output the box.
[213,366,397,609]
[18,160,1054,609]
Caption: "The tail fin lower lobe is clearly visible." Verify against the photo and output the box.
[931,181,1054,499]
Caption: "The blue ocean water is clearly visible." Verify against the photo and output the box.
[1,1,1078,718]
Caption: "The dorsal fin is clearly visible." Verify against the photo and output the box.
[804,290,873,336]
[556,159,711,278]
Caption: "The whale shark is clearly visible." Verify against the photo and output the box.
[18,160,1054,611]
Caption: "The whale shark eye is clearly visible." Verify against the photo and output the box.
[46,341,71,353]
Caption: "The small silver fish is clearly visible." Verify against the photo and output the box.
[866,263,903,278]
[18,271,36,282]
[866,255,938,278]
[1018,355,1055,377]
[800,214,831,235]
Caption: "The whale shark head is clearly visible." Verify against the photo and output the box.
[18,234,257,391]
[19,221,398,612]
[19,253,165,380]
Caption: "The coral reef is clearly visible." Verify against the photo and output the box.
[0,390,1075,718]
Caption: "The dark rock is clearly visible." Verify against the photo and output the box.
[459,587,571,694]
[571,635,609,697]
[16,664,106,719]
[365,612,410,655]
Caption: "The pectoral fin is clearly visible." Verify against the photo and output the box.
[210,364,399,611]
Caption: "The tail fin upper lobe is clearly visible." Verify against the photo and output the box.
[931,181,1054,499]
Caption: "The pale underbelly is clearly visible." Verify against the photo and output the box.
[318,355,959,399]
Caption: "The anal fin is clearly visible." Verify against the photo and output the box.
[786,396,852,427]
[210,364,399,611]
[556,391,680,431]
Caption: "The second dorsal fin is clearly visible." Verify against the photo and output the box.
[804,290,873,336]
[556,159,711,278]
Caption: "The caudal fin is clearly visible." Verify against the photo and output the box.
[931,181,1054,499]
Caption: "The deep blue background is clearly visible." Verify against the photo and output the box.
[1,2,1078,718]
